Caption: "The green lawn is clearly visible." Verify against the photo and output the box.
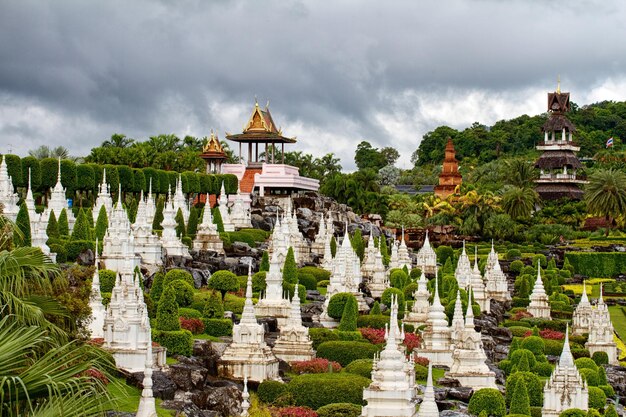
[416,367,445,387]
[107,377,174,416]
[608,306,626,341]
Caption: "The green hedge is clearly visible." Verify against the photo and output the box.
[299,266,331,282]
[178,308,202,319]
[202,318,233,337]
[468,388,506,417]
[66,240,95,262]
[344,359,373,378]
[257,380,287,404]
[316,341,379,367]
[564,252,626,277]
[309,328,340,350]
[287,373,370,410]
[316,403,361,417]
[152,329,193,356]
[164,269,195,287]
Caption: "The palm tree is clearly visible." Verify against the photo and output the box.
[101,133,134,148]
[584,169,626,235]
[505,159,538,188]
[28,145,70,159]
[501,186,538,220]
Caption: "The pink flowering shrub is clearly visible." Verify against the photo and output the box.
[291,358,342,374]
[179,317,205,334]
[413,355,430,366]
[403,332,421,352]
[539,329,565,340]
[359,327,386,345]
[271,406,318,417]
[83,368,109,385]
[512,310,533,321]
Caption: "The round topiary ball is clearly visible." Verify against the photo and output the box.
[468,388,506,417]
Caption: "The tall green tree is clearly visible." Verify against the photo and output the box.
[46,211,59,240]
[509,377,531,415]
[260,251,270,272]
[156,284,181,331]
[501,186,538,220]
[584,169,626,235]
[186,207,199,238]
[282,247,298,284]
[57,209,70,237]
[175,208,186,238]
[70,209,91,241]
[95,206,108,241]
[15,203,31,247]
[152,200,164,231]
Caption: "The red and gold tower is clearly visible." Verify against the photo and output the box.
[434,138,462,198]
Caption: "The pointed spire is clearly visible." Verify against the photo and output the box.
[136,341,156,417]
[559,325,574,367]
[57,157,62,183]
[599,282,604,305]
[465,287,474,328]
[117,183,122,207]
[241,376,250,417]
[433,269,441,307]
[581,280,589,304]
[27,167,31,191]
[418,362,439,417]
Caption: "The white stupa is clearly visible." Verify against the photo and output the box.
[43,158,75,231]
[454,241,472,289]
[193,194,224,253]
[88,242,106,339]
[93,168,113,223]
[542,327,588,417]
[132,190,163,266]
[135,341,157,417]
[484,253,510,303]
[389,240,400,270]
[403,268,431,329]
[368,250,389,299]
[160,187,191,259]
[417,363,439,417]
[361,295,417,417]
[218,181,235,232]
[0,155,19,221]
[219,263,280,382]
[361,233,378,281]
[229,185,252,229]
[415,231,437,275]
[527,268,551,319]
[272,282,314,362]
[255,250,291,327]
[311,213,327,259]
[397,227,412,271]
[572,281,592,336]
[172,174,190,224]
[102,186,141,271]
[586,284,619,365]
[470,246,489,312]
[450,290,465,344]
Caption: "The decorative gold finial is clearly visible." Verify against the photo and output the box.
[254,95,258,106]
[557,75,561,94]
[265,99,270,109]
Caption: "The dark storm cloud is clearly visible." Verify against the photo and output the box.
[1,0,626,167]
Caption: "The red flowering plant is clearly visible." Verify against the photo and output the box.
[413,355,430,366]
[270,406,318,417]
[539,329,565,340]
[512,310,533,321]
[291,358,341,374]
[402,332,421,352]
[87,338,105,346]
[179,317,205,334]
[359,328,386,345]
[82,368,110,385]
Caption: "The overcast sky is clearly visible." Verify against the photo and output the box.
[1,0,626,170]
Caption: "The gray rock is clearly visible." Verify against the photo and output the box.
[126,370,177,400]
[437,377,461,387]
[160,400,219,417]
[192,385,242,417]
[77,249,94,266]
[605,365,626,403]
[232,241,252,255]
[168,362,209,391]
[447,386,473,402]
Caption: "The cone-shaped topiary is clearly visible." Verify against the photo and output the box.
[509,374,531,415]
[338,294,358,331]
[175,208,186,238]
[150,272,165,303]
[203,290,224,319]
[208,270,239,299]
[260,251,270,272]
[46,210,59,240]
[186,207,199,238]
[515,351,531,373]
[71,209,91,241]
[282,247,298,284]
[370,301,381,315]
[15,202,31,247]
[604,405,618,417]
[379,236,390,266]
[152,199,164,231]
[350,228,365,262]
[211,207,224,232]
[156,284,180,331]
[58,208,69,237]
[95,205,108,241]
[330,236,337,258]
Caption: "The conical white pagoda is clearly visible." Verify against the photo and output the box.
[470,246,489,313]
[229,185,252,229]
[219,263,280,382]
[586,285,618,365]
[24,168,37,221]
[484,254,510,303]
[102,186,141,271]
[397,227,412,271]
[93,168,113,222]
[527,268,551,319]
[0,155,19,221]
[193,194,224,253]
[26,169,54,259]
[542,327,588,417]
[389,240,400,270]
[172,174,190,223]
[362,295,417,417]
[415,231,437,275]
[403,269,430,329]
[417,363,439,417]
[446,288,496,389]
[361,233,378,280]
[218,181,235,232]
[486,241,499,271]
[450,290,465,344]
[132,190,163,265]
[368,250,389,299]
[135,341,157,417]
[272,282,314,362]
[311,213,327,259]
[572,281,593,336]
[144,178,156,227]
[454,242,472,289]
[414,273,453,367]
[88,242,106,339]
[43,158,75,231]
[160,187,191,259]
[255,250,291,327]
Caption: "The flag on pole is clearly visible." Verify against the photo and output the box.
[606,137,614,148]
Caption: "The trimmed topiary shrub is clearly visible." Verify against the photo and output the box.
[164,269,195,287]
[558,410,587,417]
[15,203,31,247]
[587,386,606,410]
[533,361,553,377]
[436,245,454,264]
[389,269,409,289]
[168,280,195,307]
[156,285,181,331]
[357,315,391,329]
[99,269,116,293]
[597,384,614,398]
[70,209,91,241]
[316,403,361,417]
[258,380,287,404]
[381,288,405,317]
[316,341,379,367]
[521,336,545,359]
[369,302,381,315]
[338,295,358,331]
[328,293,355,320]
[152,329,193,356]
[468,388,506,417]
[283,247,298,284]
[66,240,95,262]
[591,351,608,366]
[509,260,524,274]
[203,290,224,318]
[509,349,537,371]
[297,273,317,291]
[509,375,531,416]
[505,371,543,407]
[150,272,165,302]
[317,280,330,287]
[95,205,108,241]
[506,249,522,260]
[344,359,373,378]
[178,307,202,319]
[578,368,599,386]
[202,318,233,337]
[287,373,370,410]
[309,328,340,350]
[574,357,598,372]
[208,270,239,298]
[299,266,331,282]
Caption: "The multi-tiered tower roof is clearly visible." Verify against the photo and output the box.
[434,138,462,199]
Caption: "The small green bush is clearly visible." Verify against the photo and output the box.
[178,308,202,319]
[571,348,590,359]
[558,410,587,417]
[282,247,298,284]
[574,357,598,372]
[208,270,239,297]
[316,341,379,367]
[543,339,565,356]
[338,295,358,331]
[468,388,506,417]
[328,293,355,320]
[357,315,391,329]
[252,271,267,292]
[258,380,287,404]
[318,280,330,287]
[403,283,418,300]
[316,403,361,417]
[597,384,615,398]
[168,280,195,307]
[152,329,193,356]
[578,368,599,386]
[309,328,340,350]
[287,373,370,410]
[509,260,524,273]
[66,240,95,262]
[414,364,428,380]
[389,270,408,289]
[506,249,522,260]
[591,351,609,366]
[49,243,67,263]
[203,290,224,319]
[99,269,117,293]
[150,272,165,302]
[520,336,545,358]
[344,359,373,378]
[156,285,180,331]
[505,371,543,407]
[202,318,233,337]
[297,273,317,291]
[335,331,364,342]
[381,288,405,317]
[223,293,245,314]
[509,349,537,370]
[533,361,553,377]
[509,376,531,416]
[587,386,606,410]
[164,269,195,287]
[299,266,331,282]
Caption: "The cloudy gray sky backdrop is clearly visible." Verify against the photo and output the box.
[1,0,626,169]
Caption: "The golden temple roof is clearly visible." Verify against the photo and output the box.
[202,130,226,155]
[226,100,296,144]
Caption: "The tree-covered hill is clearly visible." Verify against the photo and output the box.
[413,100,626,165]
